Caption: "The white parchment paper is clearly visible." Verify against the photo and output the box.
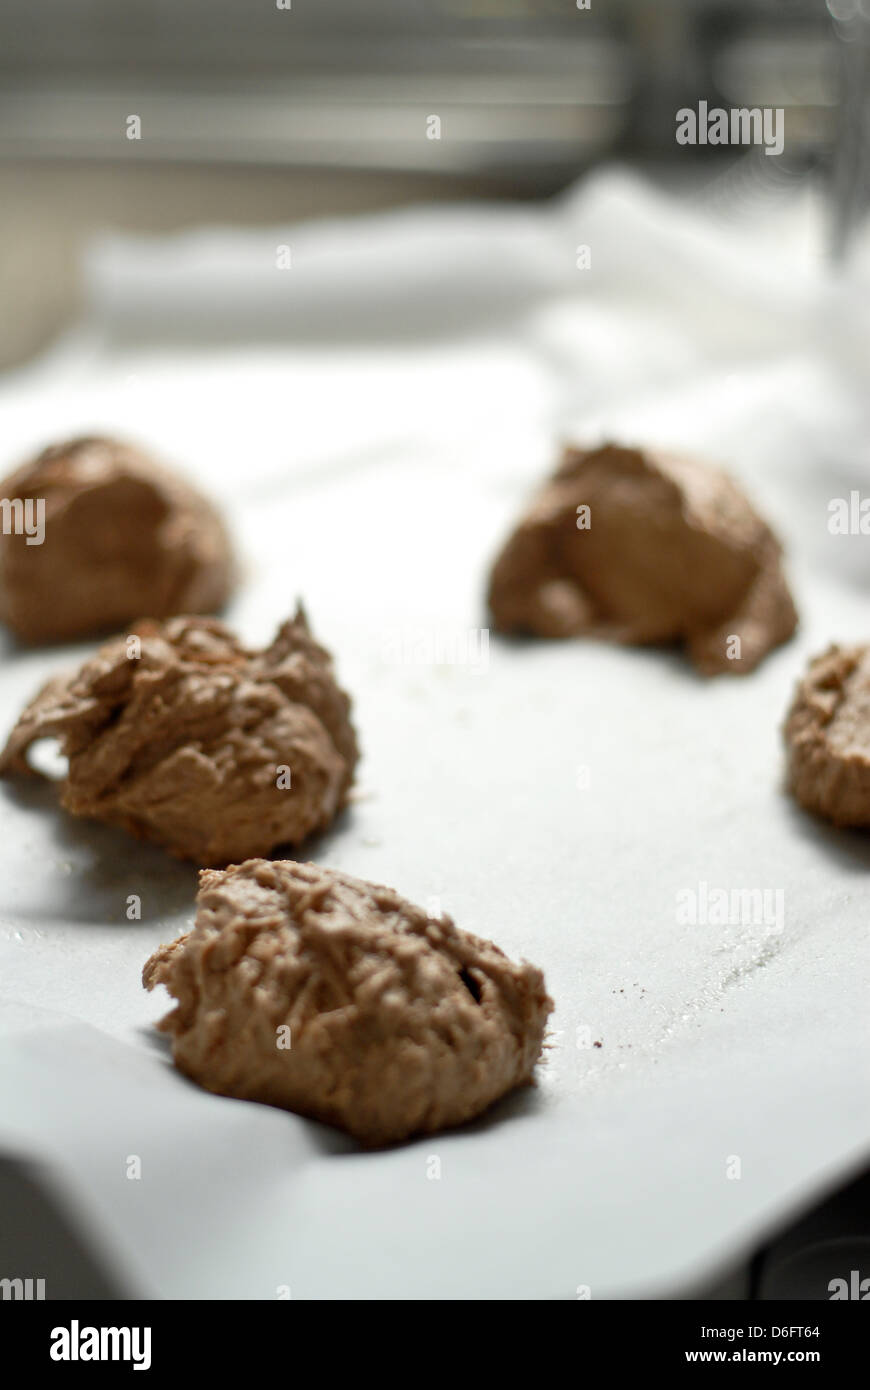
[0,168,868,1298]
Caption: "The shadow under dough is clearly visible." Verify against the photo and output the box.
[0,778,198,925]
[779,790,870,871]
[0,781,360,925]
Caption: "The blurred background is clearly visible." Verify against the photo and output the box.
[0,0,867,367]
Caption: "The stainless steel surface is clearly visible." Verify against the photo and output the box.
[828,1,870,261]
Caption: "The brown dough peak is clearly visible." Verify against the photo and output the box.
[0,435,235,643]
[0,611,358,865]
[144,858,553,1145]
[487,442,797,675]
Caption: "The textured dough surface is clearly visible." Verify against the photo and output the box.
[0,436,235,643]
[784,644,870,827]
[487,442,797,675]
[0,611,358,865]
[143,858,553,1145]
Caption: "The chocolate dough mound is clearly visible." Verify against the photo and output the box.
[143,858,553,1145]
[0,611,358,864]
[487,443,797,675]
[0,435,235,643]
[784,644,870,827]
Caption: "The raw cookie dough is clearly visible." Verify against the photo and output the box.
[0,435,235,643]
[784,644,870,826]
[487,442,798,675]
[0,610,358,864]
[143,858,553,1146]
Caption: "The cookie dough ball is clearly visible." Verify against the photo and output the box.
[0,435,235,643]
[487,442,797,675]
[0,610,358,864]
[784,644,870,826]
[143,859,553,1145]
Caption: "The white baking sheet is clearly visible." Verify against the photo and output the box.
[0,168,869,1299]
